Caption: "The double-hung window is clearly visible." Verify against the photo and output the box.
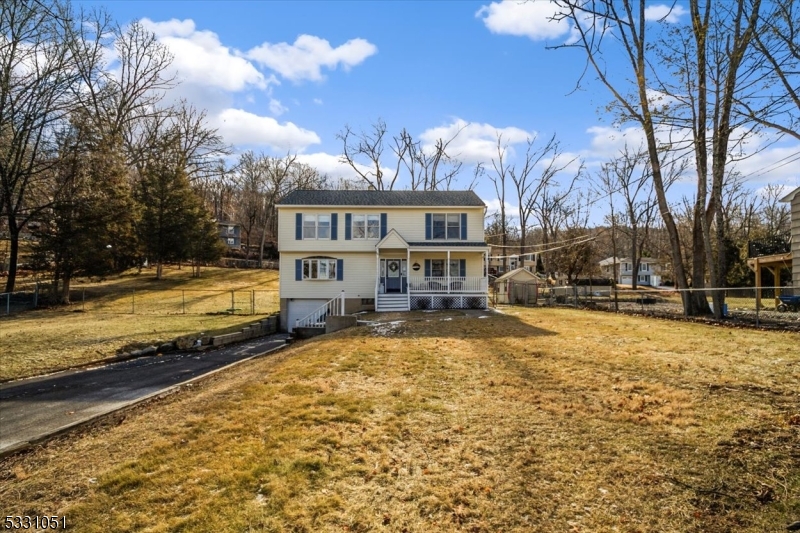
[428,213,464,240]
[352,214,380,239]
[303,214,330,239]
[302,258,337,280]
[429,260,461,277]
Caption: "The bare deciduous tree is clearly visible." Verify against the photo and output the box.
[552,0,781,316]
[337,120,471,191]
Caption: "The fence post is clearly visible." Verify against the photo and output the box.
[251,290,255,315]
[231,290,235,315]
[182,290,186,314]
[755,291,760,327]
[340,290,345,315]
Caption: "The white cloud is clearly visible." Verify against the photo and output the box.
[247,35,377,82]
[269,98,288,116]
[296,152,390,182]
[644,4,688,23]
[313,98,323,105]
[476,1,572,41]
[213,108,320,152]
[420,118,535,164]
[582,125,800,185]
[483,197,519,219]
[139,18,272,92]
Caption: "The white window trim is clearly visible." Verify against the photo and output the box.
[303,214,331,240]
[352,214,381,240]
[302,258,337,280]
[431,213,462,240]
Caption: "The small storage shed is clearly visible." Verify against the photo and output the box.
[493,267,540,304]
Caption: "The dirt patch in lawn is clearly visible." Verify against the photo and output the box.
[1,308,797,532]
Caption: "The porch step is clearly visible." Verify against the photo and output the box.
[376,294,409,312]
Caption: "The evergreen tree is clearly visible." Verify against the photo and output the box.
[136,135,222,279]
[33,115,137,303]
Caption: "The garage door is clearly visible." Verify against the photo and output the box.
[287,300,327,332]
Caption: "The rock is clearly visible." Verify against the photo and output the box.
[159,342,175,353]
[139,345,157,356]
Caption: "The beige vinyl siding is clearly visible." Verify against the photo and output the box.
[408,252,484,277]
[278,207,485,253]
[279,252,377,300]
[793,195,800,287]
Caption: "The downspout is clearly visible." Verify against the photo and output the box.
[375,248,380,309]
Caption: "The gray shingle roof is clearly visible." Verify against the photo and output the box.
[278,190,485,207]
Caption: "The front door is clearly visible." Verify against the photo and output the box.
[382,259,407,293]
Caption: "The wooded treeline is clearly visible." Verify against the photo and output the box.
[0,0,236,301]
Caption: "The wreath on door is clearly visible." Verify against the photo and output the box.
[388,262,399,273]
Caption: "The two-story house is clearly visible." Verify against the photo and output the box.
[599,256,662,287]
[217,222,242,249]
[276,190,490,331]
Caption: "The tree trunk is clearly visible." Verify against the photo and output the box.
[156,261,163,280]
[630,225,638,291]
[60,272,72,305]
[4,222,20,293]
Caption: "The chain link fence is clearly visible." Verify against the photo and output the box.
[0,281,40,315]
[1,283,279,316]
[493,281,800,328]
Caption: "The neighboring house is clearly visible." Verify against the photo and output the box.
[780,187,799,289]
[276,190,490,331]
[599,256,662,286]
[493,267,540,304]
[218,222,241,249]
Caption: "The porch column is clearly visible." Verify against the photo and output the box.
[375,249,380,303]
[447,249,451,294]
[407,247,411,310]
[754,256,761,309]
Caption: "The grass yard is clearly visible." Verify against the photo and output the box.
[1,307,797,532]
[0,266,279,382]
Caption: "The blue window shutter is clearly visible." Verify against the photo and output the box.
[424,259,431,277]
[459,259,466,277]
[331,213,338,240]
[461,213,467,240]
[336,259,344,281]
[295,213,302,240]
[345,213,352,240]
[380,213,387,239]
[295,259,302,281]
[425,213,432,240]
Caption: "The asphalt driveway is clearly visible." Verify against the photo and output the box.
[0,333,289,455]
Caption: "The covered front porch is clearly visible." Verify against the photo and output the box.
[374,230,489,312]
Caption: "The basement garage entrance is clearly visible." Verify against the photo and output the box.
[286,299,326,332]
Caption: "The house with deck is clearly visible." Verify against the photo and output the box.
[276,190,490,331]
[780,187,799,289]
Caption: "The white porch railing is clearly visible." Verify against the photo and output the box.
[408,276,488,293]
[295,291,345,329]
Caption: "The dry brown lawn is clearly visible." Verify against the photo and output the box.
[1,307,798,532]
[0,266,279,382]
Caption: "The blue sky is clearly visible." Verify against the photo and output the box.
[78,0,799,217]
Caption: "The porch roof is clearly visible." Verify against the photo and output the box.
[407,241,488,248]
[406,242,490,252]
